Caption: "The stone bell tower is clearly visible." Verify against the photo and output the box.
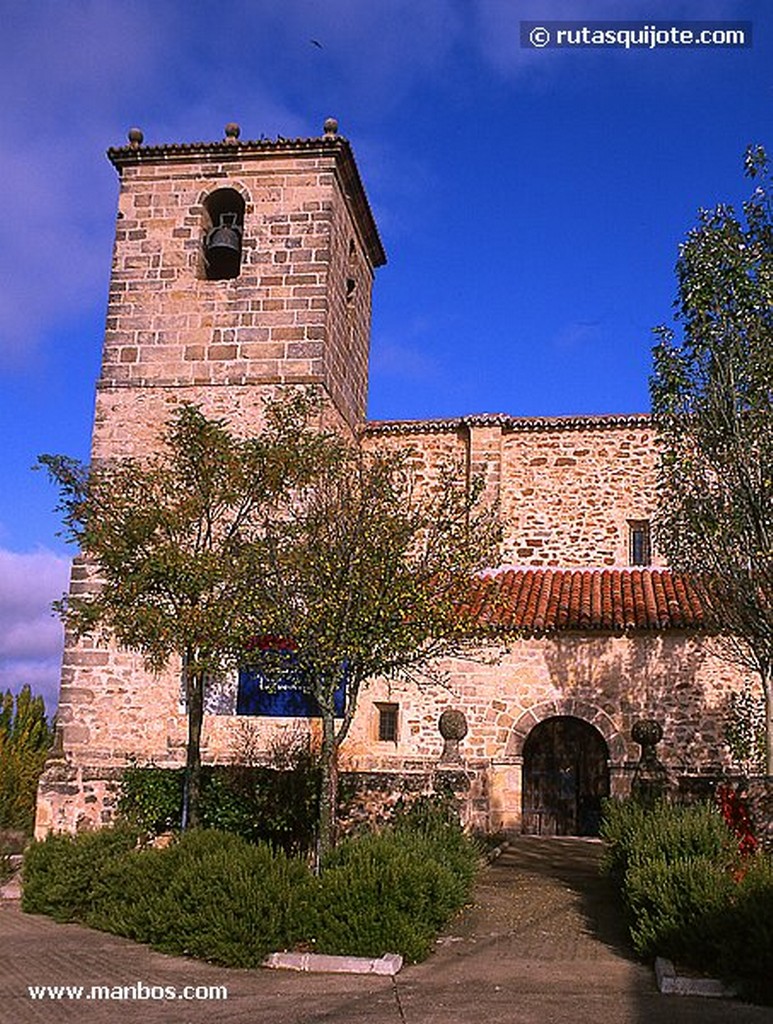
[93,117,386,459]
[35,119,386,835]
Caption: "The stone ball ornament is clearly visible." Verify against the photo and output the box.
[439,709,468,741]
[631,719,663,748]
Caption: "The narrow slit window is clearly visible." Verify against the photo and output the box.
[629,520,652,566]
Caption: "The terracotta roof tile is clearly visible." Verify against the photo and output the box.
[470,568,704,634]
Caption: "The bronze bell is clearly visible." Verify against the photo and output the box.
[204,212,242,279]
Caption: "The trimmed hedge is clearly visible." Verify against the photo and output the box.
[601,798,773,1005]
[23,798,479,965]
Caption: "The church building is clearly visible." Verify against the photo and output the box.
[35,120,749,839]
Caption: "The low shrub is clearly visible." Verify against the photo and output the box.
[624,854,734,962]
[313,832,458,961]
[23,814,479,966]
[601,798,735,883]
[717,855,773,1005]
[599,798,651,883]
[313,798,478,962]
[91,830,311,965]
[601,797,773,1005]
[393,793,480,887]
[22,827,140,921]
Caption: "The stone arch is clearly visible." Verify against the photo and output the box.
[195,180,252,210]
[192,182,253,279]
[504,698,627,763]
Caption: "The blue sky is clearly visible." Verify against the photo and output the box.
[0,0,770,708]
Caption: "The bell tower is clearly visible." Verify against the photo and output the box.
[93,118,385,459]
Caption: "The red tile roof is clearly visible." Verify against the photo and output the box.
[464,568,705,634]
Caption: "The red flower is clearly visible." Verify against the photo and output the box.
[716,784,759,860]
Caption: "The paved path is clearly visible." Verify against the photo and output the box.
[1,837,770,1024]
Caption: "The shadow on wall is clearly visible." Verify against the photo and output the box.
[540,632,738,774]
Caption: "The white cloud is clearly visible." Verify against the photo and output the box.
[371,339,441,382]
[551,320,603,350]
[0,548,71,711]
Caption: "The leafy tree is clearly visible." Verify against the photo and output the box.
[41,393,499,848]
[0,685,53,833]
[39,393,333,829]
[725,683,766,776]
[250,441,500,854]
[651,145,773,773]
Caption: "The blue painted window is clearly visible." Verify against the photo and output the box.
[236,664,345,718]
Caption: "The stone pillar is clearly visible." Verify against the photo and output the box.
[631,719,669,805]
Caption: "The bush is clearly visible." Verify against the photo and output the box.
[312,798,479,962]
[22,827,140,920]
[718,855,773,1005]
[117,761,319,854]
[314,829,471,962]
[23,802,479,967]
[89,830,311,965]
[624,854,734,962]
[117,762,182,835]
[392,793,480,889]
[601,798,735,883]
[601,798,773,1005]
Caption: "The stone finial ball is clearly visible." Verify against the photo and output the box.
[439,709,468,741]
[224,122,240,140]
[127,127,144,147]
[323,117,339,137]
[631,719,663,747]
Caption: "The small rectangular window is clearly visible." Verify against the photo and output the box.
[629,520,651,566]
[376,703,399,742]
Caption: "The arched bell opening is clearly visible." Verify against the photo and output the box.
[522,716,610,836]
[202,188,245,280]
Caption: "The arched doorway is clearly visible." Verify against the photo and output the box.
[522,716,610,836]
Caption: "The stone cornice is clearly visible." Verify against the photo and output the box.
[363,412,651,436]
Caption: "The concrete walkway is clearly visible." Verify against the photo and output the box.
[1,836,770,1024]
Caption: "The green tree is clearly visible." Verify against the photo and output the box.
[725,683,766,776]
[39,394,333,829]
[41,393,499,847]
[250,442,500,854]
[0,685,53,832]
[651,145,773,774]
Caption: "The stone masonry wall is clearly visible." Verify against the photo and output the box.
[40,624,750,836]
[342,632,749,831]
[365,416,658,568]
[36,136,386,837]
[94,145,377,455]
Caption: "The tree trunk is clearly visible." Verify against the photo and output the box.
[765,667,773,778]
[318,711,339,860]
[182,665,205,830]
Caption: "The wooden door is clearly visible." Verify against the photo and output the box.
[522,716,610,836]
